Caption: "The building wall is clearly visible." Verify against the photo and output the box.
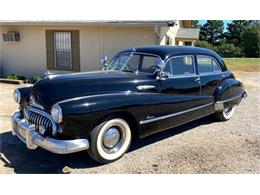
[0,26,2,76]
[0,25,157,77]
[1,25,47,77]
[80,26,157,72]
[159,21,180,46]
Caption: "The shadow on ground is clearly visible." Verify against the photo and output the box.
[0,115,216,174]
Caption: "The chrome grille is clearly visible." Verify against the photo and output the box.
[23,106,57,135]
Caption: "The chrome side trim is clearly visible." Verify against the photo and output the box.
[139,103,213,125]
[217,94,243,103]
[215,93,245,111]
[11,111,89,154]
[137,85,155,90]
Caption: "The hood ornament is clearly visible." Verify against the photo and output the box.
[44,71,57,79]
[44,71,54,77]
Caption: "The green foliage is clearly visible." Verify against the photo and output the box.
[225,20,252,47]
[7,74,26,80]
[215,43,242,57]
[6,74,43,83]
[195,40,215,50]
[224,58,260,72]
[191,20,201,28]
[196,41,242,57]
[198,20,259,57]
[199,20,224,46]
[240,22,260,57]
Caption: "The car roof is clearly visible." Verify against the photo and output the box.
[118,45,227,70]
[121,45,220,59]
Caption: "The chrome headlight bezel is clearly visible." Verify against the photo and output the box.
[51,104,63,123]
[13,89,21,104]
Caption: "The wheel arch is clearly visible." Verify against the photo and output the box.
[214,78,244,101]
[90,111,139,139]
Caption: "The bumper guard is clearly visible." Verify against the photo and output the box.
[11,111,89,154]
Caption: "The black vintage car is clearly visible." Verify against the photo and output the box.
[11,46,247,163]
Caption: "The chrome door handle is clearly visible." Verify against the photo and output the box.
[194,77,200,82]
[137,85,155,90]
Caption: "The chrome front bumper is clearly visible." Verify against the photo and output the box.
[11,111,89,154]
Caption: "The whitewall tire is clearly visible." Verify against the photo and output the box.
[214,105,236,121]
[88,118,132,164]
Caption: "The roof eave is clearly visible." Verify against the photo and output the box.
[0,20,176,26]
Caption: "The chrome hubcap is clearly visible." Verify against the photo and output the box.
[224,106,233,115]
[103,127,120,149]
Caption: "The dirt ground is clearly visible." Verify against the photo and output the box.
[0,71,259,174]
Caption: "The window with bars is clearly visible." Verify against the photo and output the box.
[45,30,80,71]
[54,32,72,68]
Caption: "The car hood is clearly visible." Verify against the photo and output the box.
[32,71,153,110]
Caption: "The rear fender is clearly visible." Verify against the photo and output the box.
[214,78,246,110]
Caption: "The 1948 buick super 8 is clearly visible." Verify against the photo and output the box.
[11,46,247,163]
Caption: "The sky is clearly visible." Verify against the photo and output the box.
[199,20,232,31]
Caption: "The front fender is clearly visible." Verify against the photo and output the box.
[16,86,33,107]
[57,92,162,138]
[58,92,160,116]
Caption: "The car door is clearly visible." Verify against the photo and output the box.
[196,55,224,97]
[142,55,214,134]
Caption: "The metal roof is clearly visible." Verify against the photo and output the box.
[176,28,200,39]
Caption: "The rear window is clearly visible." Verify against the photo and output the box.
[197,56,221,73]
[164,56,195,76]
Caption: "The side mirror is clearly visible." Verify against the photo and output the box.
[156,59,166,79]
[100,56,108,64]
[157,59,165,69]
[100,56,108,70]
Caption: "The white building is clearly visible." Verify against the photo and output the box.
[0,20,200,77]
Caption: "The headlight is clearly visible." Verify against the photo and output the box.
[13,89,21,104]
[51,104,63,123]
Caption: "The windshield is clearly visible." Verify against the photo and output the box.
[105,52,161,74]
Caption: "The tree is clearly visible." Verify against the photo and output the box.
[215,43,242,57]
[191,20,201,28]
[199,20,224,46]
[225,20,252,47]
[195,40,242,57]
[240,22,260,57]
[195,40,215,51]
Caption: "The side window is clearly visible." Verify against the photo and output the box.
[140,55,160,74]
[212,59,221,72]
[197,56,221,73]
[163,56,195,76]
[124,54,140,71]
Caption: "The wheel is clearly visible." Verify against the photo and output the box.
[214,105,236,121]
[88,118,132,164]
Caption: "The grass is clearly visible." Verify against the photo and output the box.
[224,58,260,72]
